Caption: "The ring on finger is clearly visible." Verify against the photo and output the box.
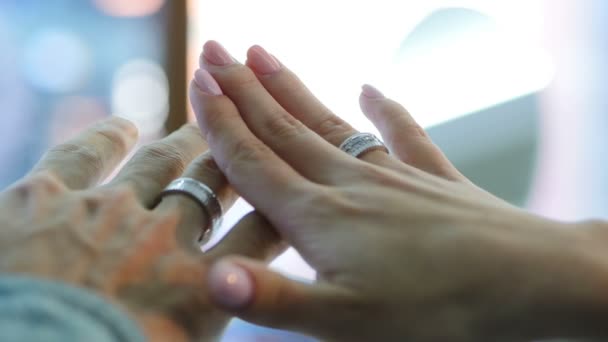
[155,177,223,240]
[339,132,388,158]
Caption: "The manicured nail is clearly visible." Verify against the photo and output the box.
[248,45,281,75]
[361,84,385,99]
[208,261,253,310]
[194,69,223,96]
[203,40,235,66]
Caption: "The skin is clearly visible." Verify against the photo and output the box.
[190,41,608,341]
[0,117,284,341]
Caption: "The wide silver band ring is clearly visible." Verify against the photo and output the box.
[339,132,388,158]
[157,177,223,239]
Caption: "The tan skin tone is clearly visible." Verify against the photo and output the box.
[0,117,284,341]
[191,41,608,341]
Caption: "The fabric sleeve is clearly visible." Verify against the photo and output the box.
[0,276,145,342]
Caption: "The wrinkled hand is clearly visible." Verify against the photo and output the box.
[0,118,283,342]
[190,41,608,341]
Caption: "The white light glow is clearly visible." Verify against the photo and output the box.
[194,0,553,130]
[111,59,169,135]
[24,30,91,93]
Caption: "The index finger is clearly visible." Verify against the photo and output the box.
[189,70,313,222]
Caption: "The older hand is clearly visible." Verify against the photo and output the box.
[0,117,283,341]
[190,41,608,341]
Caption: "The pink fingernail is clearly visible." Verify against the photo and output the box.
[194,69,223,96]
[361,84,385,99]
[247,45,281,75]
[203,40,235,66]
[208,261,253,310]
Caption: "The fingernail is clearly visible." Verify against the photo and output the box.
[248,45,281,75]
[203,40,235,66]
[194,69,223,96]
[208,261,253,310]
[361,84,385,99]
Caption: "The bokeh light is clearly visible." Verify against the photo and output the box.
[111,59,169,136]
[93,0,165,17]
[24,30,91,93]
[50,96,107,145]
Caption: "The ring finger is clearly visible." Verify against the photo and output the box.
[245,45,396,168]
[154,151,236,252]
[107,123,207,207]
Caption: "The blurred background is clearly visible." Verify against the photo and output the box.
[0,0,606,341]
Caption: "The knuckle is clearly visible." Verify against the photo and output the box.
[273,70,305,96]
[224,139,269,176]
[108,116,138,135]
[50,142,103,171]
[407,122,429,139]
[229,67,262,90]
[189,153,221,177]
[26,172,65,194]
[141,142,188,176]
[201,108,225,139]
[313,114,353,145]
[380,101,427,139]
[179,123,204,139]
[264,111,307,141]
[94,126,132,156]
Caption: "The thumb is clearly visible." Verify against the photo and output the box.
[207,256,358,337]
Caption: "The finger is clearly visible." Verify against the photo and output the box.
[154,151,237,252]
[31,116,138,189]
[359,85,466,181]
[207,256,356,339]
[205,211,287,262]
[107,124,207,207]
[189,68,315,222]
[200,40,358,184]
[246,45,394,168]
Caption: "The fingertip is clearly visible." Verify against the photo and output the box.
[201,40,235,67]
[193,69,223,96]
[106,116,140,141]
[361,84,385,99]
[246,45,282,76]
[359,84,386,118]
[208,259,255,311]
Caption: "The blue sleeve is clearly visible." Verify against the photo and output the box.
[0,276,145,342]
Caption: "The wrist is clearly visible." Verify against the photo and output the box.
[486,219,608,340]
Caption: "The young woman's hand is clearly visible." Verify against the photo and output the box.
[190,41,608,341]
[0,117,283,342]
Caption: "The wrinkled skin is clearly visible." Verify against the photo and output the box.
[0,118,283,341]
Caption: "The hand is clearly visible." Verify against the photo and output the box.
[189,41,608,341]
[0,117,284,342]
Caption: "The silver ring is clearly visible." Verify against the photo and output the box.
[339,133,388,158]
[157,177,223,239]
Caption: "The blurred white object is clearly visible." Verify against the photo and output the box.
[194,0,553,129]
[112,59,169,136]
